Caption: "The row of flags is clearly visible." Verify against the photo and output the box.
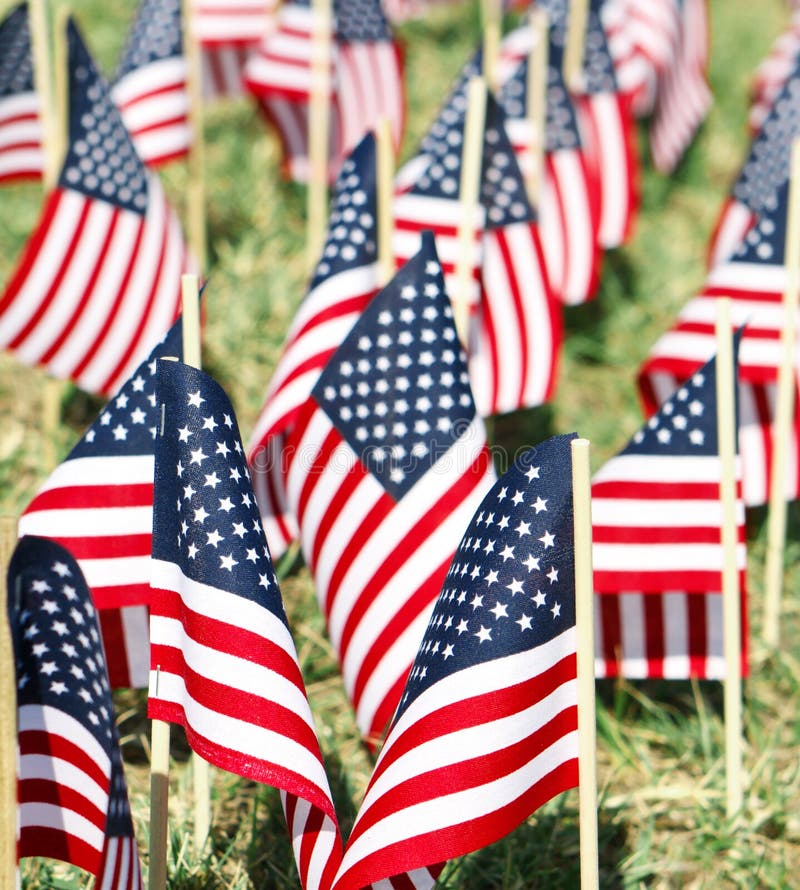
[3,0,794,884]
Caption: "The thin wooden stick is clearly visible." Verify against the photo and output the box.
[563,0,588,93]
[571,437,599,890]
[0,516,19,890]
[375,117,395,288]
[182,0,208,272]
[40,6,72,470]
[306,0,333,273]
[481,0,501,92]
[28,0,57,189]
[179,273,211,850]
[453,76,487,346]
[715,298,743,820]
[148,711,171,890]
[181,273,202,370]
[525,8,549,211]
[763,137,800,647]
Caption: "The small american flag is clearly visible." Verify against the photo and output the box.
[708,53,800,268]
[594,343,749,679]
[284,233,495,744]
[748,11,800,135]
[640,178,800,507]
[10,535,143,886]
[0,2,42,184]
[248,131,381,559]
[470,96,563,417]
[19,317,184,688]
[331,434,579,890]
[498,24,603,305]
[149,359,343,890]
[0,19,188,396]
[244,0,403,183]
[112,0,191,167]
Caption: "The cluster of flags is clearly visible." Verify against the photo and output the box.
[0,0,785,884]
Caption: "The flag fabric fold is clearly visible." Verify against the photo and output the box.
[284,232,496,745]
[0,2,43,184]
[19,317,184,688]
[9,535,143,887]
[331,433,579,890]
[248,130,381,559]
[595,341,748,679]
[149,358,343,890]
[0,19,189,396]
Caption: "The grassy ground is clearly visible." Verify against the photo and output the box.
[4,0,800,886]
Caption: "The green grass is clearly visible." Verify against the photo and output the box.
[3,0,800,886]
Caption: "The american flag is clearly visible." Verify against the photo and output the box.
[748,11,800,135]
[111,0,191,167]
[594,344,749,680]
[248,131,381,559]
[647,0,711,174]
[244,0,403,183]
[499,1,639,250]
[284,233,496,745]
[498,26,603,306]
[18,317,184,689]
[148,359,343,890]
[639,178,800,507]
[331,434,579,890]
[707,54,800,268]
[468,97,562,417]
[10,535,143,886]
[0,19,188,397]
[191,0,276,100]
[0,2,43,184]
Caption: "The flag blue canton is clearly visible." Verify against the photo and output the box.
[535,0,618,94]
[10,536,115,746]
[105,745,136,836]
[312,231,475,500]
[61,21,150,213]
[622,350,734,458]
[396,433,577,719]
[311,131,378,287]
[499,47,582,153]
[414,49,482,198]
[69,317,183,460]
[116,0,182,77]
[0,3,34,96]
[732,61,800,218]
[732,179,787,266]
[481,95,536,228]
[333,0,391,43]
[153,360,287,622]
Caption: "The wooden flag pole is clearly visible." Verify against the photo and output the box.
[307,0,333,273]
[763,137,800,647]
[375,117,395,288]
[453,76,487,347]
[0,516,19,890]
[571,437,599,890]
[716,297,744,820]
[182,0,208,273]
[40,5,72,470]
[28,0,57,189]
[148,711,171,890]
[563,0,588,93]
[481,0,501,92]
[525,8,549,211]
[180,274,212,851]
